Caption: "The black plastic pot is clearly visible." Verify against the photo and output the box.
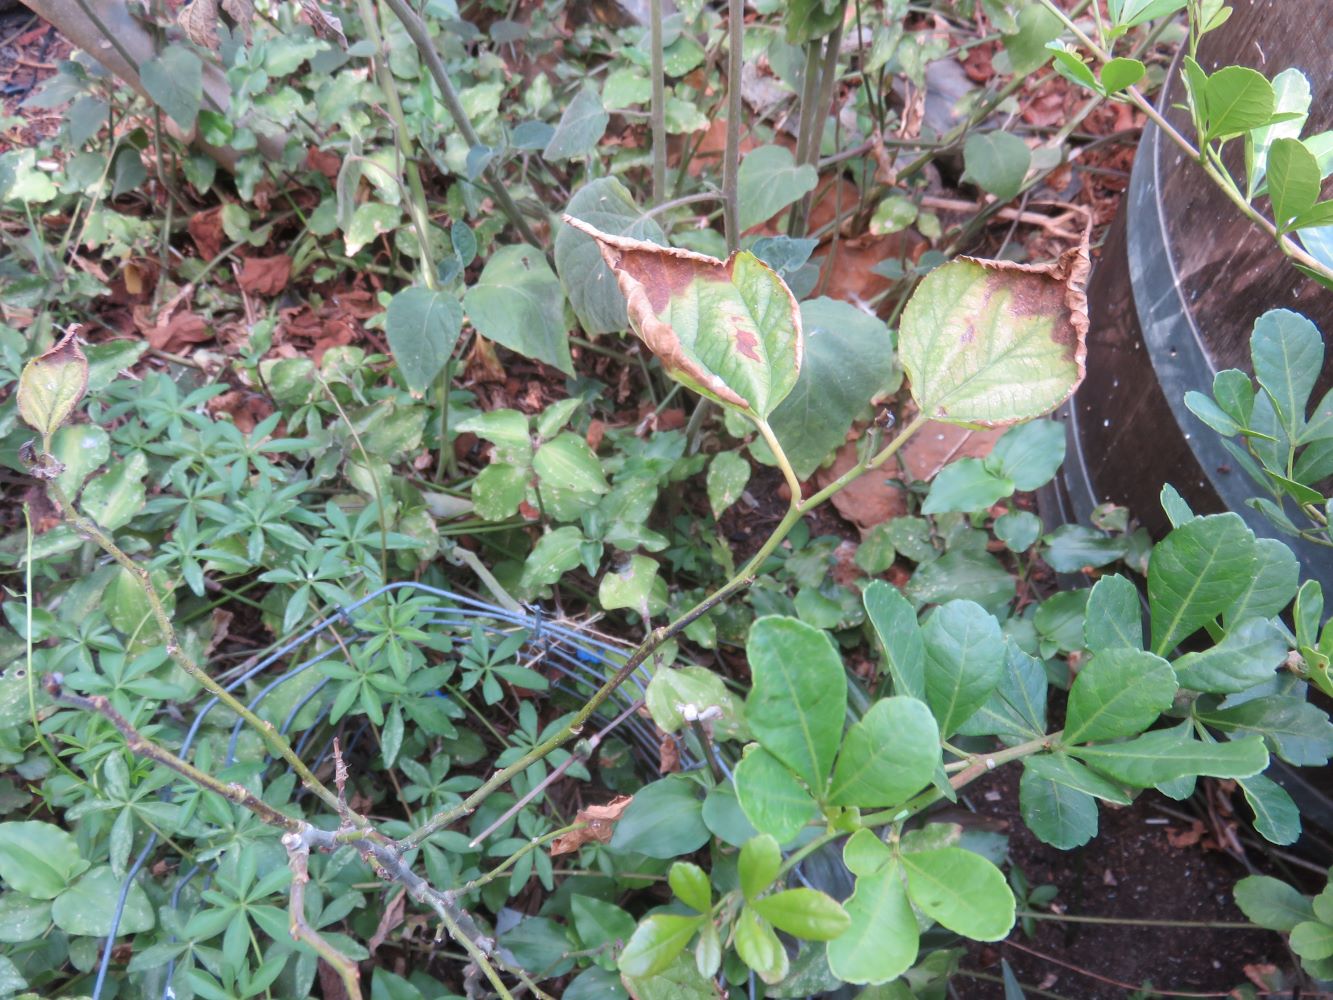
[1050,0,1333,590]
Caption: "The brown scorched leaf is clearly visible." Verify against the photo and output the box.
[562,215,802,418]
[549,795,632,856]
[898,240,1089,427]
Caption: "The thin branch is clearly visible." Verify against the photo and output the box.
[649,0,667,205]
[284,833,363,1000]
[722,0,743,250]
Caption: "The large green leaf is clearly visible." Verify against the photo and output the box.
[618,914,704,978]
[1204,65,1276,141]
[0,894,51,945]
[1023,753,1131,805]
[385,287,463,394]
[1239,774,1301,846]
[921,600,1006,736]
[533,433,610,495]
[921,459,1012,514]
[1062,648,1176,744]
[1225,538,1299,624]
[555,178,666,334]
[543,87,609,160]
[738,145,819,231]
[609,776,710,859]
[828,697,941,808]
[1267,138,1322,230]
[751,889,850,941]
[864,580,925,700]
[563,217,802,417]
[898,249,1088,426]
[1251,308,1322,440]
[1148,513,1256,655]
[900,847,1015,941]
[1018,768,1098,849]
[1171,618,1287,693]
[768,298,897,478]
[1084,574,1143,654]
[826,858,918,985]
[733,745,818,843]
[1194,695,1333,766]
[463,244,572,374]
[0,821,86,900]
[1233,875,1315,932]
[52,866,155,936]
[140,44,203,130]
[963,131,1031,202]
[1071,724,1268,786]
[745,616,846,792]
[955,641,1047,744]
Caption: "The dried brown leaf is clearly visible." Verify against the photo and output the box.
[237,254,293,296]
[178,0,220,49]
[549,796,632,856]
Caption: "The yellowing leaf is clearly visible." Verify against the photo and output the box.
[899,243,1089,427]
[17,330,89,445]
[561,215,802,417]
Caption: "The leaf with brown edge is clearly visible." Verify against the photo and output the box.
[549,795,632,856]
[562,215,802,418]
[899,240,1089,427]
[18,329,89,445]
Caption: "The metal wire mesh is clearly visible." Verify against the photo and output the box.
[98,581,695,1000]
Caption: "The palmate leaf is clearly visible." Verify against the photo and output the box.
[562,216,802,418]
[899,242,1089,426]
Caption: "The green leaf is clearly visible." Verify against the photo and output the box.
[572,895,636,955]
[0,894,51,944]
[702,783,759,847]
[901,847,1015,941]
[1238,774,1301,846]
[1291,921,1333,961]
[963,131,1031,202]
[1001,4,1063,76]
[0,956,25,995]
[50,423,109,497]
[471,462,528,521]
[1172,618,1287,693]
[921,601,1006,737]
[1100,57,1145,93]
[921,458,1013,514]
[1252,308,1323,441]
[1110,0,1186,27]
[707,451,750,518]
[735,905,788,984]
[1233,874,1314,932]
[1226,537,1299,624]
[994,510,1042,552]
[752,889,850,941]
[826,858,918,985]
[768,298,898,478]
[1205,65,1276,140]
[1185,389,1242,436]
[619,914,703,978]
[1148,513,1256,655]
[140,44,203,129]
[1062,648,1177,744]
[1019,768,1098,849]
[745,616,846,791]
[1023,753,1131,805]
[1046,44,1101,93]
[865,580,925,700]
[17,330,88,444]
[464,244,572,374]
[739,834,782,900]
[534,433,609,495]
[555,178,666,334]
[343,202,402,256]
[518,526,586,593]
[734,745,819,843]
[599,554,659,612]
[1071,724,1268,786]
[1248,67,1314,198]
[828,697,941,808]
[1194,695,1333,767]
[543,87,609,160]
[668,862,712,913]
[609,777,710,859]
[738,145,819,230]
[565,217,803,418]
[385,287,463,394]
[906,549,1016,613]
[0,821,86,900]
[956,641,1048,743]
[899,251,1087,427]
[645,665,744,737]
[784,0,845,44]
[458,408,531,465]
[1267,138,1321,229]
[1042,523,1127,573]
[52,866,154,936]
[1084,574,1143,654]
[985,419,1066,491]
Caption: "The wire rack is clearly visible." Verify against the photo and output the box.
[99,581,697,1000]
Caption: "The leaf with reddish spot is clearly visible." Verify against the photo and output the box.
[899,242,1090,427]
[18,329,89,445]
[562,215,802,417]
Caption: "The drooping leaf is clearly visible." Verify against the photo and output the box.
[767,298,897,478]
[1062,648,1177,744]
[555,178,666,334]
[562,216,802,417]
[707,450,750,518]
[1171,618,1288,693]
[1023,753,1131,805]
[1018,769,1098,849]
[738,145,819,231]
[745,616,846,792]
[463,244,573,374]
[1238,774,1301,846]
[1194,695,1333,767]
[828,697,941,808]
[899,247,1089,426]
[17,330,88,444]
[385,287,463,394]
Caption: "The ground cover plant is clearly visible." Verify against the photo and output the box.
[1,0,1333,998]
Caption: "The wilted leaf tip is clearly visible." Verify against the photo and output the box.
[561,214,803,416]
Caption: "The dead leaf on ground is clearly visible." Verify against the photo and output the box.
[206,389,274,434]
[238,254,292,296]
[549,796,632,856]
[815,439,906,532]
[134,307,212,353]
[189,207,226,260]
[901,421,1005,481]
[306,146,341,180]
[1166,820,1205,848]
